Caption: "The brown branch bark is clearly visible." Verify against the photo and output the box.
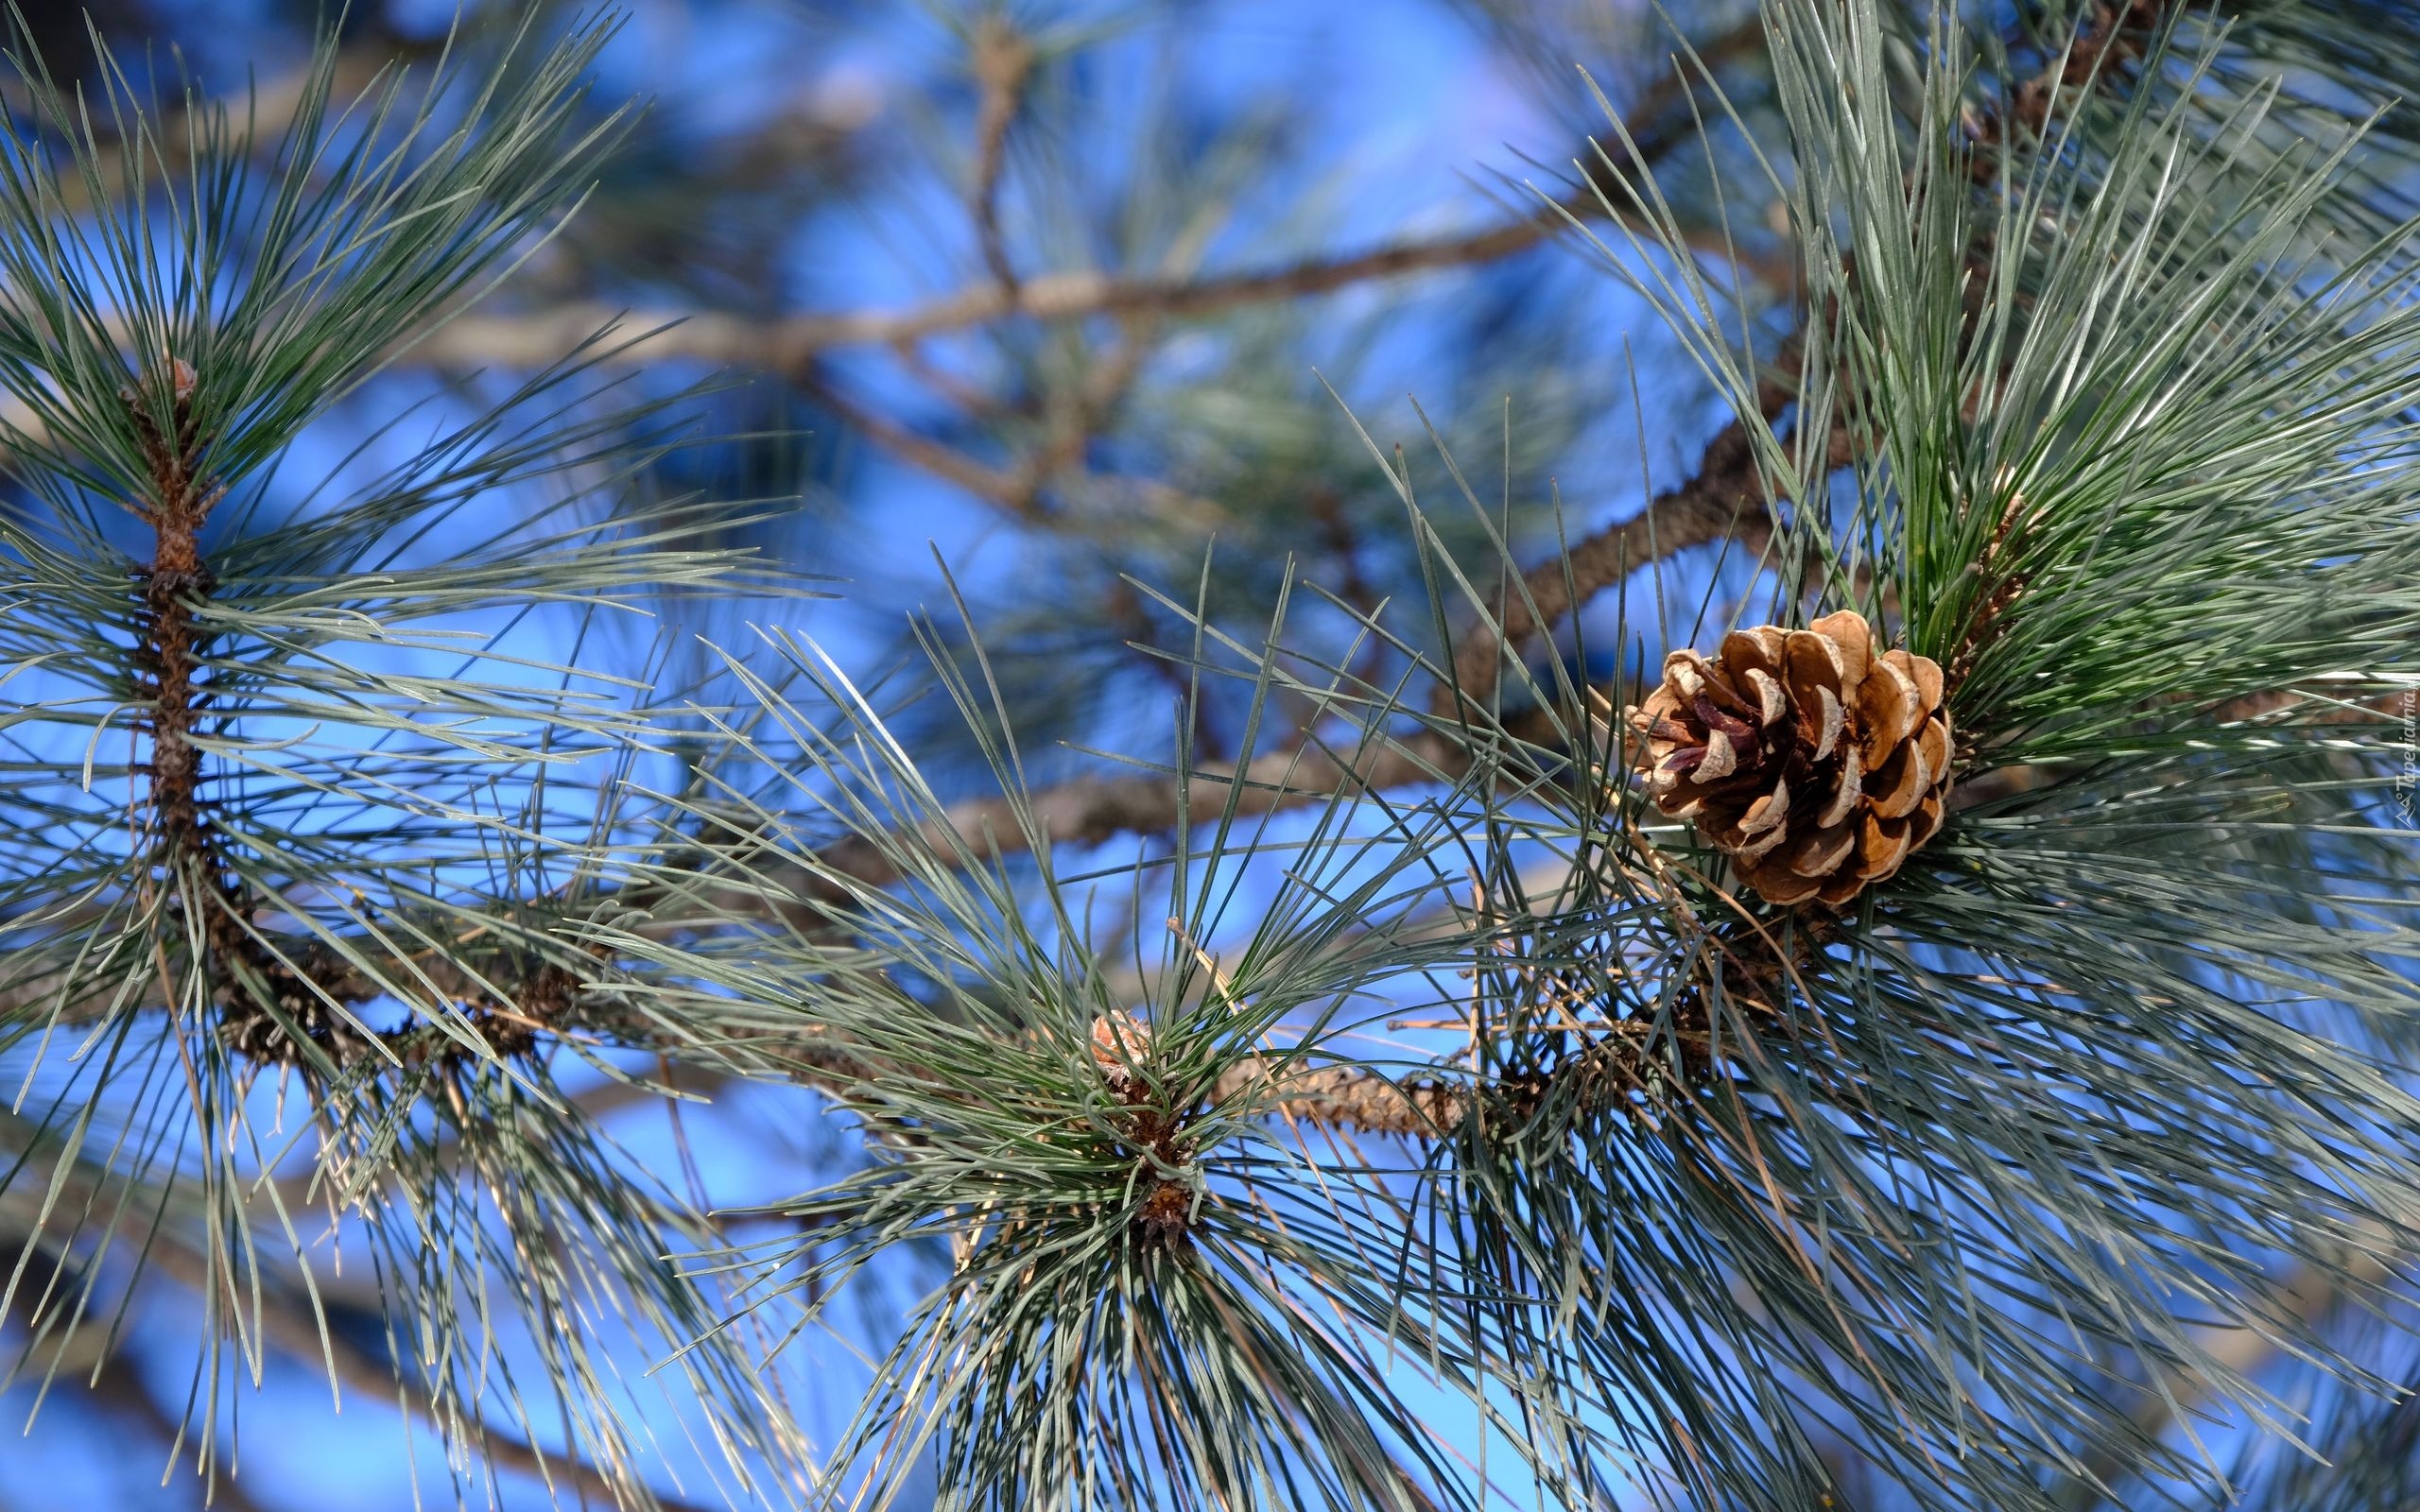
[120,358,448,1072]
[1969,0,2175,167]
[132,357,214,884]
[1217,1059,1470,1138]
[1444,401,1790,717]
[408,189,1650,375]
[125,360,329,1067]
[797,369,1027,501]
[807,735,1439,892]
[418,198,1802,378]
[968,17,1034,297]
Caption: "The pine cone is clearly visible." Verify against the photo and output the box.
[1629,610,1952,907]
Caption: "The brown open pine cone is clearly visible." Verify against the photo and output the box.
[1629,610,1951,907]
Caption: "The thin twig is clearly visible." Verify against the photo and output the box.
[968,16,1034,296]
[798,369,1025,501]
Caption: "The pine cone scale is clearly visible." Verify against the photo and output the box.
[1858,811,1913,876]
[1858,659,1922,764]
[1815,745,1862,828]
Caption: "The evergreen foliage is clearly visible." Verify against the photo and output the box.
[0,1,2414,1509]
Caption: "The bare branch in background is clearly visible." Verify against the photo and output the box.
[968,16,1036,296]
[410,180,1789,376]
[2058,1241,2397,1510]
[1444,404,1792,716]
[128,1196,721,1512]
[796,368,1028,502]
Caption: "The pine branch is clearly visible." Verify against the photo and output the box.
[0,1233,272,1512]
[405,188,1738,372]
[1444,394,1798,716]
[805,737,1434,889]
[141,1217,721,1512]
[81,1352,274,1512]
[3,1126,723,1512]
[803,319,1158,521]
[1217,1059,1470,1137]
[401,15,1787,378]
[2057,1242,2395,1510]
[1443,0,2200,713]
[571,1028,1469,1140]
[798,368,1028,501]
[506,3,2420,1504]
[968,16,1034,297]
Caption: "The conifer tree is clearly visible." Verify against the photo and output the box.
[1,2,2416,1509]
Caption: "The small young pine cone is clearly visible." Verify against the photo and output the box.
[1088,1009,1151,1091]
[1629,610,1952,907]
[119,355,198,408]
[1135,1178,1192,1250]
